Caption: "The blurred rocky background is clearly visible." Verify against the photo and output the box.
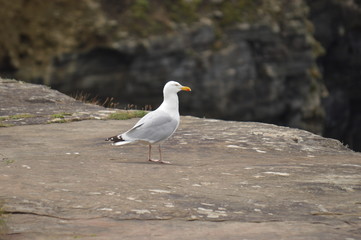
[0,0,360,151]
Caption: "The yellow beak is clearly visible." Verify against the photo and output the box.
[181,86,191,92]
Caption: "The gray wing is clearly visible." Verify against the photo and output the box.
[123,110,179,143]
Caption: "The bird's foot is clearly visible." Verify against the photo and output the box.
[148,159,171,164]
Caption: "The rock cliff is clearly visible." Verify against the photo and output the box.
[306,0,361,151]
[0,0,359,150]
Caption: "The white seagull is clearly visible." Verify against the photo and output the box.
[106,81,191,164]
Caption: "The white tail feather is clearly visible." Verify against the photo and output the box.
[113,141,133,146]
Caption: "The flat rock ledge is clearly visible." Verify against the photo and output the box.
[0,78,119,126]
[0,79,360,240]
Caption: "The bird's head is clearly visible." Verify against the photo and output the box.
[164,81,191,94]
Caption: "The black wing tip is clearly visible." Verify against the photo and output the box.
[105,135,124,143]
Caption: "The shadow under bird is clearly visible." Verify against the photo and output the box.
[106,81,191,164]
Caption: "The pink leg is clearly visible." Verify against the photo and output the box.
[148,144,160,163]
[148,144,152,161]
[148,144,170,164]
[158,144,170,164]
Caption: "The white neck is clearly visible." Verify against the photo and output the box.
[158,91,179,115]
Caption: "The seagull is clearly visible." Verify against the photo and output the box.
[106,81,191,164]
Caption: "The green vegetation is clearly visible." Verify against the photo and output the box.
[122,0,167,37]
[0,123,13,128]
[131,0,150,20]
[117,0,261,38]
[165,0,201,24]
[50,113,72,119]
[11,114,34,119]
[108,110,148,120]
[3,158,14,165]
[216,0,259,27]
[0,114,35,127]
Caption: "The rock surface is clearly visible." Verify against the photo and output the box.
[0,79,117,126]
[1,80,361,239]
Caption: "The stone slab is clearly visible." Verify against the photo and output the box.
[0,79,113,126]
[1,118,361,239]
